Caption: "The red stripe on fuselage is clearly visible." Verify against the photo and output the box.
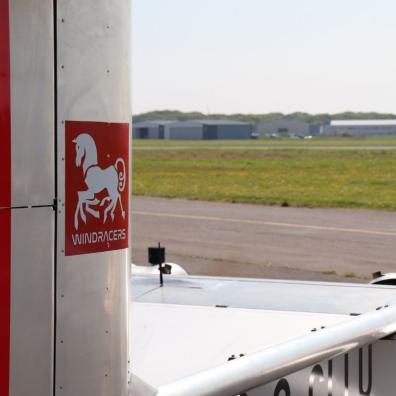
[0,0,11,394]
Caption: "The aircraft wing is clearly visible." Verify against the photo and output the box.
[130,274,396,396]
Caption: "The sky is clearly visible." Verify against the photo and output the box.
[132,0,396,115]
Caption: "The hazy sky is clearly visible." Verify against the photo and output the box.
[132,0,396,115]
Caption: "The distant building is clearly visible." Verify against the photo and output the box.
[323,120,396,136]
[199,120,253,140]
[132,121,174,139]
[133,120,253,140]
[256,120,311,137]
[165,121,204,140]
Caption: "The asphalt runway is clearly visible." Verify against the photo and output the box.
[132,197,396,282]
[134,145,396,151]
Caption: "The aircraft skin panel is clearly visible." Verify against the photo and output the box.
[1,2,132,395]
[132,302,348,387]
[1,2,55,396]
[0,1,11,395]
[133,274,396,315]
[9,207,54,396]
[9,0,55,207]
[0,0,11,209]
[55,1,131,395]
[151,298,396,396]
[248,341,383,395]
[131,275,396,396]
[134,340,395,396]
[184,341,395,396]
[0,209,11,396]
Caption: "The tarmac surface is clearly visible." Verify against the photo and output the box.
[132,197,396,282]
[134,145,396,151]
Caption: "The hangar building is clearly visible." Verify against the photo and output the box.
[256,120,311,137]
[199,120,253,140]
[322,120,396,136]
[133,120,253,140]
[132,121,174,139]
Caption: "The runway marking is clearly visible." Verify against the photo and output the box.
[133,211,396,237]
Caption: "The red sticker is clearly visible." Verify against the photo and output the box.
[65,121,129,256]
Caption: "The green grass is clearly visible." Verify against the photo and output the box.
[321,270,370,280]
[344,272,358,278]
[322,270,338,276]
[133,135,396,148]
[132,138,396,210]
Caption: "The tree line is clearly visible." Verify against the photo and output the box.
[133,110,396,126]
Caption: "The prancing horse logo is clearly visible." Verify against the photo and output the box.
[73,133,126,230]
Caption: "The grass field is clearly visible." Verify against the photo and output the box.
[132,137,396,210]
[133,135,396,148]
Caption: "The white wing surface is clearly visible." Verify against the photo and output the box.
[130,274,396,396]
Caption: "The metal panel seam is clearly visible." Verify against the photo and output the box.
[53,1,58,395]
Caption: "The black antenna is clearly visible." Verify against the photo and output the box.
[148,243,166,286]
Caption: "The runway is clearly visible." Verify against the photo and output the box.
[133,145,396,151]
[132,197,396,282]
